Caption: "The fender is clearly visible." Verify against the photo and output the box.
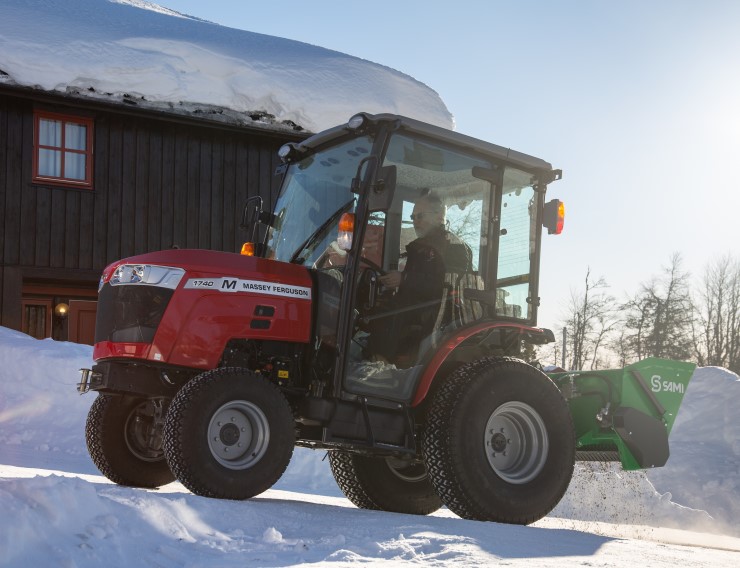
[411,322,552,407]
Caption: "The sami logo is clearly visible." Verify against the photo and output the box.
[650,375,685,394]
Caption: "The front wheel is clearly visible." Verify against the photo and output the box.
[163,368,295,500]
[329,451,442,515]
[85,394,175,488]
[422,357,575,524]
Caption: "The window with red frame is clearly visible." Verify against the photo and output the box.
[33,111,94,188]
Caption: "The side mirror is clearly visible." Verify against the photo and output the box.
[259,211,277,228]
[368,165,396,211]
[542,199,565,235]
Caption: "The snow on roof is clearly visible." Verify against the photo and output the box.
[0,0,453,133]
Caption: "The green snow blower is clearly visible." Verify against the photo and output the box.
[548,357,695,469]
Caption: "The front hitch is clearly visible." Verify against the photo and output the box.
[77,368,102,394]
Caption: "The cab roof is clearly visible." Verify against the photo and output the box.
[296,112,557,179]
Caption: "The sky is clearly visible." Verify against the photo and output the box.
[0,326,739,565]
[158,0,740,337]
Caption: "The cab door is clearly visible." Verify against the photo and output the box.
[342,132,494,402]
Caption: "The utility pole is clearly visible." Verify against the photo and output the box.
[562,327,567,370]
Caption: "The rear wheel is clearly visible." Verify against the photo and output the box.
[163,368,295,499]
[329,451,442,515]
[422,357,575,524]
[85,394,174,488]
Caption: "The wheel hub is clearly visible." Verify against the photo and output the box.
[385,457,429,483]
[219,423,240,446]
[124,399,166,462]
[484,401,549,484]
[491,432,508,453]
[207,400,268,470]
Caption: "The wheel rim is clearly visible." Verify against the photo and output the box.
[124,401,164,462]
[483,401,549,484]
[207,400,270,470]
[385,457,428,483]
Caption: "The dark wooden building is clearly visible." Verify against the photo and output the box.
[0,83,306,344]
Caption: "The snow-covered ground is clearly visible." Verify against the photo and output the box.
[0,0,452,133]
[1,325,738,566]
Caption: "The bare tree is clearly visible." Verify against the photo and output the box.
[607,328,630,368]
[563,269,618,370]
[623,253,694,361]
[694,255,740,374]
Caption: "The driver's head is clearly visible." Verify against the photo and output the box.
[411,193,446,238]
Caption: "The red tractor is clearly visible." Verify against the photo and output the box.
[79,113,693,524]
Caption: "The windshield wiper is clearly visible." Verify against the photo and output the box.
[290,199,355,264]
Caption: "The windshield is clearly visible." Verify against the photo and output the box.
[265,135,374,265]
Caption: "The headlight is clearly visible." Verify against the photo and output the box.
[347,113,368,130]
[278,143,304,163]
[111,264,144,285]
[109,265,185,289]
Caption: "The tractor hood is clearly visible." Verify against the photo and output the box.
[99,249,311,287]
[94,249,313,368]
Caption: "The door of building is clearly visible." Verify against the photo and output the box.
[69,300,98,345]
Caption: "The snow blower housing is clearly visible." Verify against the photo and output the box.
[78,113,694,525]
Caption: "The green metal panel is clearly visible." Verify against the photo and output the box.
[548,358,696,471]
[620,358,695,435]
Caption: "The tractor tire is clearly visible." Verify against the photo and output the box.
[163,368,295,500]
[422,357,575,524]
[85,394,175,488]
[328,451,442,515]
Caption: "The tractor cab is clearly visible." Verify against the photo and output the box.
[251,113,564,403]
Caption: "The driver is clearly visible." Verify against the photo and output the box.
[364,193,472,365]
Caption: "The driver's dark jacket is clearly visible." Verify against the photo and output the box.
[395,226,472,309]
[367,225,472,361]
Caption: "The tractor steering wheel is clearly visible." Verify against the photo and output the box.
[359,256,385,275]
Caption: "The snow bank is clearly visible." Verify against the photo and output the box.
[0,328,95,470]
[646,366,740,534]
[0,0,453,133]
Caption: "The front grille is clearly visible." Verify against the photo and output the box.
[95,284,174,344]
